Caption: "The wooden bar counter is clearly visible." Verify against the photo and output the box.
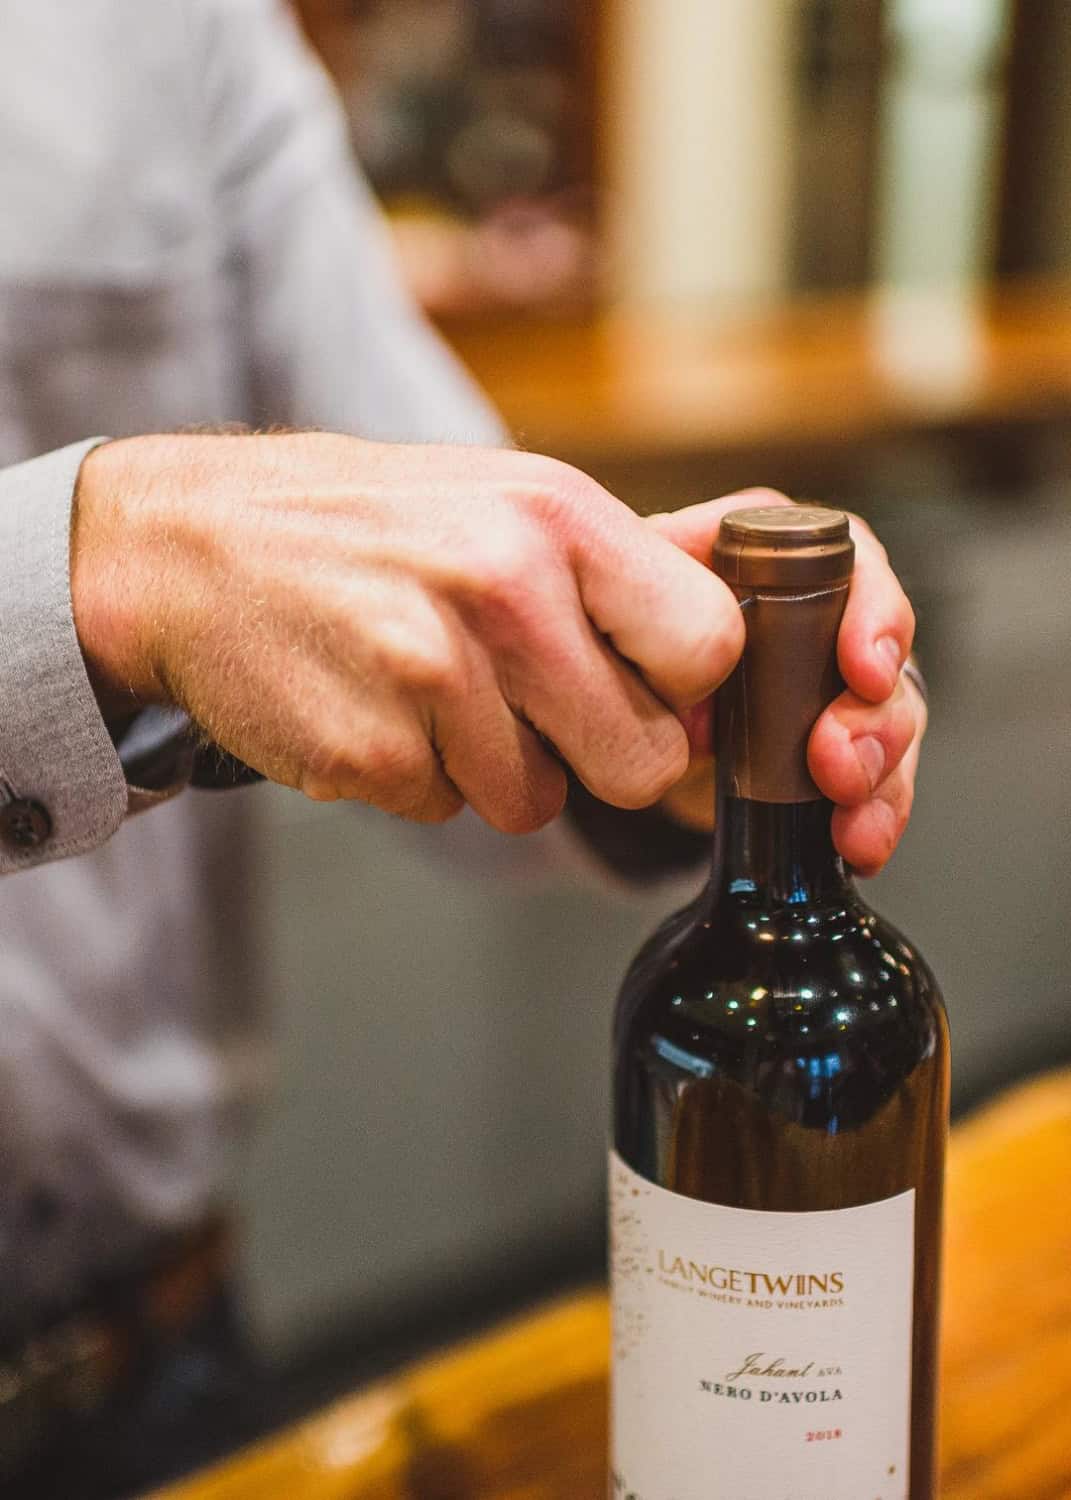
[153,1068,1071,1500]
[446,281,1071,470]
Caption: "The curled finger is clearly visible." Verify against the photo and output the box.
[808,680,919,808]
[831,737,920,876]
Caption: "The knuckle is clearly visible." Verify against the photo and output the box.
[361,732,434,794]
[685,600,745,703]
[610,733,689,810]
[457,527,547,630]
[499,772,567,835]
[467,743,567,834]
[301,738,356,799]
[519,453,591,509]
[369,615,465,698]
[402,640,465,698]
[661,594,744,708]
[303,729,433,807]
[409,785,465,824]
[515,454,612,535]
[475,543,531,612]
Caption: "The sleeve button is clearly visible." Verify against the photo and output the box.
[0,799,53,850]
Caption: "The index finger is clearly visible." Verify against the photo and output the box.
[644,487,796,562]
[570,487,746,710]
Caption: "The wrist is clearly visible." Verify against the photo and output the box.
[70,437,170,717]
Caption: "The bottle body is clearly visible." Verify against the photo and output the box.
[610,813,949,1499]
[609,504,948,1497]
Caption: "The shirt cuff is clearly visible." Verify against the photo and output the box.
[0,440,131,872]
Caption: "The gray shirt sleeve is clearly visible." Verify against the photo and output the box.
[0,439,130,873]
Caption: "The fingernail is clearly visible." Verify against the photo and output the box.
[854,734,886,792]
[876,635,902,681]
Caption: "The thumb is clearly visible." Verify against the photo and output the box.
[646,488,796,565]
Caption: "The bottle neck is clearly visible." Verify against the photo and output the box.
[708,515,855,905]
[708,568,852,907]
[710,784,849,906]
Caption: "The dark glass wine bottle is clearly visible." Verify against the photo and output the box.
[610,506,948,1500]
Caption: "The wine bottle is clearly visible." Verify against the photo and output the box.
[610,506,948,1500]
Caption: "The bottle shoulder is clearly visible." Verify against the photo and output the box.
[614,887,946,1119]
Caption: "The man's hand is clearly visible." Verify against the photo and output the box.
[71,433,746,833]
[649,491,924,877]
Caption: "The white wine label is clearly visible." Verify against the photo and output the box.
[610,1149,915,1500]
